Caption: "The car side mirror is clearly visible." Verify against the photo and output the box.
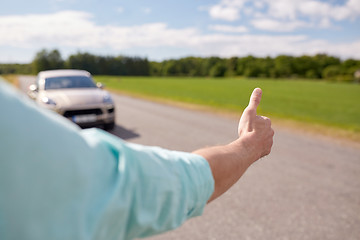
[96,82,105,89]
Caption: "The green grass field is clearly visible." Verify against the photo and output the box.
[95,76,360,137]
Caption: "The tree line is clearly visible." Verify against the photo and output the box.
[1,49,359,82]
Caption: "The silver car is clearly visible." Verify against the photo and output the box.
[28,69,115,130]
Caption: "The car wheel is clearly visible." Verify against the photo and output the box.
[104,122,115,131]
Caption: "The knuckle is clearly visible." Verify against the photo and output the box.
[264,116,271,125]
[246,108,256,116]
[259,116,271,125]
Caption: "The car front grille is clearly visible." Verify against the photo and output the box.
[63,108,103,118]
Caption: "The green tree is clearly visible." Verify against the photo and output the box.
[149,61,162,76]
[255,57,274,78]
[203,57,222,76]
[274,55,294,78]
[341,59,360,76]
[162,60,181,76]
[225,57,238,76]
[66,52,98,74]
[32,49,64,73]
[210,61,227,77]
[314,54,341,78]
[322,65,341,80]
[293,55,317,78]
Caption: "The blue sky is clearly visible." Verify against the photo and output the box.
[1,0,360,63]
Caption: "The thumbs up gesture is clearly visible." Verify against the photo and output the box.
[194,88,274,202]
[238,88,274,161]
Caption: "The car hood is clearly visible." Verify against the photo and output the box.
[42,88,108,107]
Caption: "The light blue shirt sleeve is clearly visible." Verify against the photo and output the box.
[0,80,214,240]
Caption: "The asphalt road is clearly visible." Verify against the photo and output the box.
[17,76,360,240]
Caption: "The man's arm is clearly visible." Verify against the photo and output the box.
[0,80,272,240]
[0,80,214,240]
[193,88,274,202]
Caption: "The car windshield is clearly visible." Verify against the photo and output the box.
[44,76,97,90]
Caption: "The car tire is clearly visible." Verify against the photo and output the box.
[104,122,115,131]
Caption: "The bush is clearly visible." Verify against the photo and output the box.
[336,75,354,83]
[210,62,227,77]
[322,65,341,80]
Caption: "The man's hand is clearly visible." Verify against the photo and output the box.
[236,88,274,162]
[193,88,274,202]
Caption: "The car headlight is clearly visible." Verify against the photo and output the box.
[41,97,57,106]
[103,94,113,104]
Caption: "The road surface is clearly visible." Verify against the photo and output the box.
[16,76,360,240]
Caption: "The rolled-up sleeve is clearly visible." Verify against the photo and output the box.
[0,80,214,240]
[81,129,214,239]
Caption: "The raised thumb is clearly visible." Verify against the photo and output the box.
[247,88,262,112]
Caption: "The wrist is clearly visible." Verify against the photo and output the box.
[229,137,259,167]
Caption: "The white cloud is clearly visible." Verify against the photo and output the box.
[348,0,360,13]
[318,18,332,28]
[265,0,299,20]
[209,24,248,33]
[208,0,246,21]
[251,18,310,32]
[207,0,360,31]
[297,0,360,21]
[0,11,198,49]
[0,10,360,61]
[209,5,240,21]
[0,11,98,47]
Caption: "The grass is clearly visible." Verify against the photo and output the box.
[2,74,358,141]
[94,76,360,141]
